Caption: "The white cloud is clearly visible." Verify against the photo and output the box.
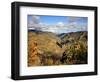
[31,16,40,24]
[32,16,40,19]
[28,16,42,30]
[28,16,40,25]
[28,16,87,34]
[28,23,87,34]
[68,17,81,23]
[57,22,64,26]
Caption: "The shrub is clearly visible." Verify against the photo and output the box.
[61,41,87,64]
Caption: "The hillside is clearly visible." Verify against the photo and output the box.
[59,31,87,44]
[28,31,88,66]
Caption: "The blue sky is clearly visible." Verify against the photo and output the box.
[28,15,88,33]
[28,15,88,25]
[39,16,67,25]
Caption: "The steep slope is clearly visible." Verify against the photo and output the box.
[60,31,88,64]
[28,31,88,66]
[59,31,87,45]
[28,31,65,66]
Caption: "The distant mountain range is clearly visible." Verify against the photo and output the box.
[58,31,87,39]
[28,23,87,34]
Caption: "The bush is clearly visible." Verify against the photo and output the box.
[61,41,87,64]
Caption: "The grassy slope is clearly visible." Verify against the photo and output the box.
[28,31,88,66]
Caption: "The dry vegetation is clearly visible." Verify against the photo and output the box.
[28,31,88,66]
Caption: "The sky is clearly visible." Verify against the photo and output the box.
[28,15,88,33]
